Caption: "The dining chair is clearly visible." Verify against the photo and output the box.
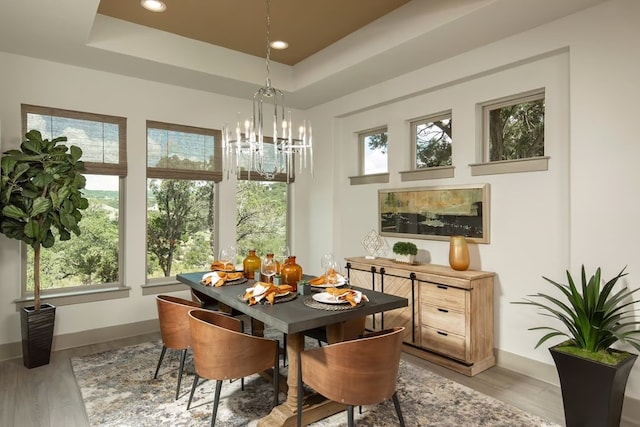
[154,294,202,400]
[187,309,280,426]
[296,327,406,427]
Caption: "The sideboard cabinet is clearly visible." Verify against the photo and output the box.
[345,257,495,376]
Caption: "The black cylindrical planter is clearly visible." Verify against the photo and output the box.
[21,303,56,369]
[550,345,637,427]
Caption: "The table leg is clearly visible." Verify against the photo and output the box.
[257,317,365,426]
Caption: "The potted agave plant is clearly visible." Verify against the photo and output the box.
[514,266,640,427]
[0,130,87,368]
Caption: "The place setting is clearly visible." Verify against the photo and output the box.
[302,255,369,310]
[201,245,248,286]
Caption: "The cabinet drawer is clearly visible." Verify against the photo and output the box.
[421,325,466,361]
[421,283,466,311]
[420,303,466,336]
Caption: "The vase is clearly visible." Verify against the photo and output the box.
[449,236,470,271]
[242,249,261,280]
[281,255,303,291]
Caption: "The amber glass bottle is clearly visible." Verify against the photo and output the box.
[281,255,303,291]
[243,249,261,280]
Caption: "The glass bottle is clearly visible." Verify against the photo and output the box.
[243,249,261,280]
[281,255,303,291]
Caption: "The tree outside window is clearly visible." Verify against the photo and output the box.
[412,114,452,169]
[484,92,545,162]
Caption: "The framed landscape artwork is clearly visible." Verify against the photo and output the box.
[379,184,490,243]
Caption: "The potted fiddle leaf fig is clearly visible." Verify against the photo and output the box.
[392,241,417,264]
[514,266,640,427]
[0,130,88,368]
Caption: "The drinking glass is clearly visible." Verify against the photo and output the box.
[320,252,334,270]
[325,260,342,285]
[219,245,237,271]
[275,245,290,273]
[261,255,277,284]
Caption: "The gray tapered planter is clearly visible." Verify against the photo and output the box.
[550,345,637,427]
[21,303,56,368]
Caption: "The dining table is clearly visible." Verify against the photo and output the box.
[176,271,408,427]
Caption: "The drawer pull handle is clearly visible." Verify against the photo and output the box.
[437,308,449,313]
[437,285,448,290]
[437,331,448,336]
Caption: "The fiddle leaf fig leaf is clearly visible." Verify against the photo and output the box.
[30,197,51,217]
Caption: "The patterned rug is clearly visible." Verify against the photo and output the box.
[71,338,559,427]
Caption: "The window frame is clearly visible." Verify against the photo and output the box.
[145,120,222,286]
[17,104,129,306]
[410,112,453,170]
[471,89,549,176]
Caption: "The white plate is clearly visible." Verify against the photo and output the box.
[310,276,347,288]
[312,292,349,305]
[245,287,290,298]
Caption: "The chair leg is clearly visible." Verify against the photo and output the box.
[211,380,223,427]
[187,374,200,410]
[392,392,406,427]
[282,333,287,367]
[347,405,355,427]
[153,345,167,379]
[176,348,187,400]
[297,353,303,427]
[273,344,280,408]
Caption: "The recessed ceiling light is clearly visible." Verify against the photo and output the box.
[141,0,166,12]
[270,40,289,50]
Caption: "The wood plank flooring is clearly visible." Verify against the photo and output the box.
[0,334,632,427]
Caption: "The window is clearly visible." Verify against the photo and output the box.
[411,113,452,169]
[21,104,126,296]
[483,91,545,162]
[146,121,222,281]
[360,127,388,175]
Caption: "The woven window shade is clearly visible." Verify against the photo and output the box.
[146,121,222,182]
[22,104,127,176]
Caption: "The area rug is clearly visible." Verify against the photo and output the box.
[71,339,559,427]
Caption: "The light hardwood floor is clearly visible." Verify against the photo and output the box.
[0,334,631,427]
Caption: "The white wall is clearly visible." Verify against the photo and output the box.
[1,0,639,403]
[304,0,640,400]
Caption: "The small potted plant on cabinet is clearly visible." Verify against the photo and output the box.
[514,265,640,427]
[0,130,88,368]
[392,241,417,264]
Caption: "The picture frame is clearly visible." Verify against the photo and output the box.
[379,184,490,243]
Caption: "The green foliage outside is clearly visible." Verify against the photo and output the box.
[489,99,544,161]
[235,180,287,260]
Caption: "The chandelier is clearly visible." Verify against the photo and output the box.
[222,0,313,181]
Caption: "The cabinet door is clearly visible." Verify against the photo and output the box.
[380,274,417,345]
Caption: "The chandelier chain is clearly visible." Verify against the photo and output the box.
[265,0,271,88]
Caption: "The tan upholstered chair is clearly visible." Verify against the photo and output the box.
[154,295,202,400]
[296,327,406,427]
[187,309,280,426]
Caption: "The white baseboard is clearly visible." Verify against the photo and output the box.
[496,348,640,427]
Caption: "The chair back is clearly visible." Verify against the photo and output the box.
[188,309,278,381]
[156,295,201,350]
[300,327,404,406]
